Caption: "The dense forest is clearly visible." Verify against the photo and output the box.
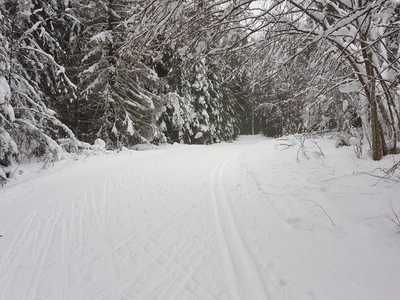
[1,0,399,181]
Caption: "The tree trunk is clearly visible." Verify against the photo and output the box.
[366,59,384,161]
[370,99,383,160]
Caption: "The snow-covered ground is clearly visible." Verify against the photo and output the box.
[1,135,399,300]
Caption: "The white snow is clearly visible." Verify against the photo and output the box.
[339,80,361,93]
[0,76,14,122]
[90,31,112,43]
[0,76,11,105]
[349,136,361,146]
[90,139,106,154]
[94,138,106,149]
[0,135,399,300]
[0,102,15,122]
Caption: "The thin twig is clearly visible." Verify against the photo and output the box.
[301,200,336,227]
[10,163,21,179]
[278,143,293,150]
[309,138,325,158]
[361,161,400,185]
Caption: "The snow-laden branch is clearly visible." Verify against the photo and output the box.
[19,46,77,89]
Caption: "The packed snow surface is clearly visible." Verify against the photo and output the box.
[1,135,400,300]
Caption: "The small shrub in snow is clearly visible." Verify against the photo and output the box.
[349,137,362,158]
[334,132,363,158]
[296,134,325,161]
[335,134,350,148]
[382,200,400,228]
[370,161,400,183]
[77,141,91,151]
[58,138,78,153]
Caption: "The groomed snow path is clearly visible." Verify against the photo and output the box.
[1,135,400,300]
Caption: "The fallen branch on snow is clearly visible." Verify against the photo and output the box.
[278,143,293,150]
[301,200,336,227]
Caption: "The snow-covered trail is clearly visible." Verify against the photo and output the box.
[1,135,400,300]
[0,136,269,299]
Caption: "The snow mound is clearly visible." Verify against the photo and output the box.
[91,138,106,153]
[349,137,361,146]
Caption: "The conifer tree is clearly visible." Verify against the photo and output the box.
[0,0,77,181]
[74,0,164,148]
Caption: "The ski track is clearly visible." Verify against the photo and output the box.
[210,149,270,300]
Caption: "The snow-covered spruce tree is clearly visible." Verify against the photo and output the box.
[156,53,231,145]
[130,0,254,144]
[220,44,254,136]
[188,59,219,144]
[156,49,240,144]
[164,44,243,144]
[152,46,201,144]
[30,0,83,140]
[157,92,197,144]
[0,0,77,181]
[208,58,243,142]
[74,0,164,148]
[0,8,18,182]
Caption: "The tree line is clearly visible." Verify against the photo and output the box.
[1,0,399,181]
